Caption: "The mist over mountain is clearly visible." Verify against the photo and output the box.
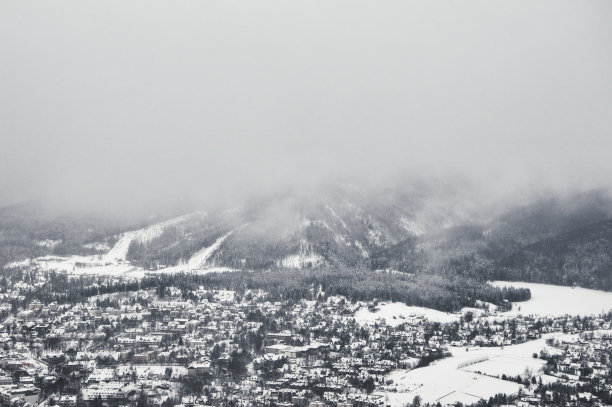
[2,0,612,215]
[2,178,612,290]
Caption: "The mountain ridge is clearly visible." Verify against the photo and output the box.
[2,185,612,291]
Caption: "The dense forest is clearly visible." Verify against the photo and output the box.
[494,219,612,290]
[368,192,612,290]
[140,189,612,292]
[0,202,194,269]
[10,268,530,313]
[0,202,127,267]
[162,268,531,312]
[126,215,231,269]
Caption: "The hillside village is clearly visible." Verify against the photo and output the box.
[0,270,611,407]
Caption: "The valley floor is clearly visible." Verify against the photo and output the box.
[380,333,569,406]
[490,281,612,318]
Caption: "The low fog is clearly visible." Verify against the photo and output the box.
[1,1,611,215]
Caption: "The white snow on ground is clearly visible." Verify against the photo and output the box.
[83,242,111,251]
[148,226,247,275]
[279,253,324,269]
[381,333,574,406]
[354,302,459,326]
[475,300,498,313]
[5,214,205,279]
[305,219,350,246]
[400,217,425,236]
[490,281,612,317]
[104,214,194,262]
[187,230,234,270]
[460,307,489,318]
[7,254,144,277]
[354,240,368,258]
[35,239,62,248]
[115,365,188,379]
[325,205,349,232]
[367,227,384,247]
[149,266,237,276]
[463,354,546,377]
[6,259,32,268]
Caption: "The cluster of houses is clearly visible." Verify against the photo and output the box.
[505,330,612,407]
[0,274,611,407]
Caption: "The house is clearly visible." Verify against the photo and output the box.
[58,395,77,407]
[188,363,211,376]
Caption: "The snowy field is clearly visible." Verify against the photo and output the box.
[346,281,612,328]
[380,333,572,406]
[354,302,459,326]
[9,254,145,277]
[490,281,612,317]
[463,354,546,377]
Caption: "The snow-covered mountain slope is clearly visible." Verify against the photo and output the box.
[5,213,201,278]
[104,213,196,262]
[187,228,236,270]
[279,252,324,269]
[4,185,612,288]
[88,186,612,282]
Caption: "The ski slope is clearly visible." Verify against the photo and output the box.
[104,214,194,262]
[6,213,203,278]
[187,229,234,270]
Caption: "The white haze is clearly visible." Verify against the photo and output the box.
[1,1,611,214]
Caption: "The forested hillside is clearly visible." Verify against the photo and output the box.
[368,190,612,290]
[0,202,145,266]
[13,267,530,313]
[120,182,488,271]
[2,186,612,293]
[494,219,612,290]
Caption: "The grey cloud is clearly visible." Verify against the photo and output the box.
[1,0,611,213]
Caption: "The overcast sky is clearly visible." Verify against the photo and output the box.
[1,1,611,213]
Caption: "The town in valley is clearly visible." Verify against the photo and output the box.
[0,267,611,407]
